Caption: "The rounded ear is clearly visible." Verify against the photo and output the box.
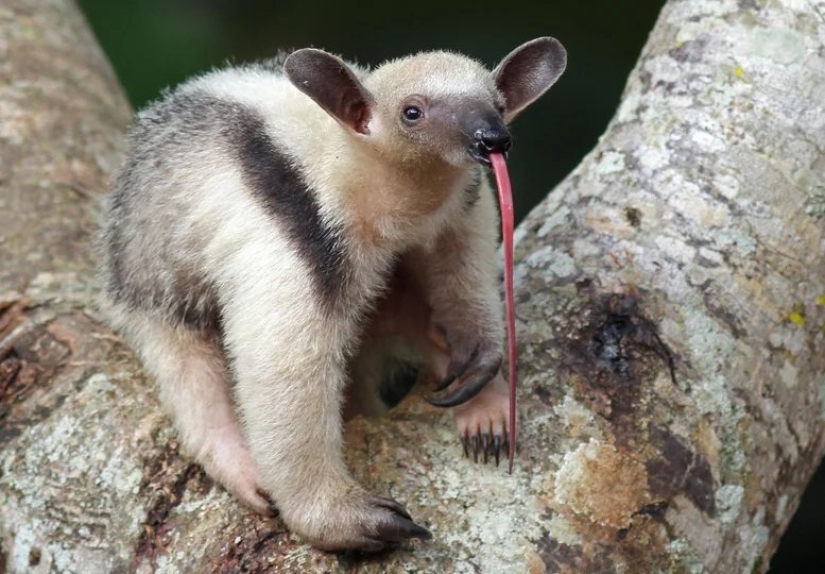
[493,37,567,122]
[284,49,375,135]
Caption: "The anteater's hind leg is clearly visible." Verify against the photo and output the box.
[120,311,272,514]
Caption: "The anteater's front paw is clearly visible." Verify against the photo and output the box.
[426,331,501,408]
[452,372,513,466]
[282,487,431,552]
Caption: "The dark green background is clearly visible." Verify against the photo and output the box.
[77,0,664,222]
[77,1,822,570]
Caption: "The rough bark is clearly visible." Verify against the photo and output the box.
[2,0,824,572]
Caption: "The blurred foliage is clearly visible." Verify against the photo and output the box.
[78,0,664,221]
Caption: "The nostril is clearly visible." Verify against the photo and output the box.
[475,129,512,153]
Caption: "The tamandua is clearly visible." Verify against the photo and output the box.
[99,38,566,551]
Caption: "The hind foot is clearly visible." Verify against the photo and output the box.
[452,371,514,466]
[196,426,276,516]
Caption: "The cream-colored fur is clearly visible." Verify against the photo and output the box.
[100,38,566,551]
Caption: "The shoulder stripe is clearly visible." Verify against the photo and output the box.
[227,103,350,312]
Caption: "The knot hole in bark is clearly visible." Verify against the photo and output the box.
[559,290,678,431]
[587,294,676,386]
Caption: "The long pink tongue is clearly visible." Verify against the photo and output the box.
[489,153,517,474]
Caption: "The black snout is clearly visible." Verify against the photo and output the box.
[474,128,512,155]
[469,122,511,164]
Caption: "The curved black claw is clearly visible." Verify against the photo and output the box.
[461,430,507,468]
[425,357,501,408]
[366,518,432,544]
[482,434,490,464]
[256,487,280,518]
[434,344,481,392]
[373,496,412,521]
[365,497,432,544]
[425,374,489,407]
[432,372,458,393]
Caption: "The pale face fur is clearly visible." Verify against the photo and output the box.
[364,52,504,168]
[100,38,566,551]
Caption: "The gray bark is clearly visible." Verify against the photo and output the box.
[2,0,824,572]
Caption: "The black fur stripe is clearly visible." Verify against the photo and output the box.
[104,88,349,325]
[227,104,350,311]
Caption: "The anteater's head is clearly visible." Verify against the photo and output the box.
[284,38,566,169]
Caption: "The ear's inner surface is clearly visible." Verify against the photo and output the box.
[284,49,375,134]
[340,86,372,134]
[493,36,567,120]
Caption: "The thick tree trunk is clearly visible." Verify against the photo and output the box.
[2,0,823,572]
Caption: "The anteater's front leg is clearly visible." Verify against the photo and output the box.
[407,181,515,460]
[222,263,430,552]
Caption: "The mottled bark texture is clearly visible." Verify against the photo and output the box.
[1,0,824,572]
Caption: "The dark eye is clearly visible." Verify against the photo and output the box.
[402,105,423,123]
[496,104,506,115]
